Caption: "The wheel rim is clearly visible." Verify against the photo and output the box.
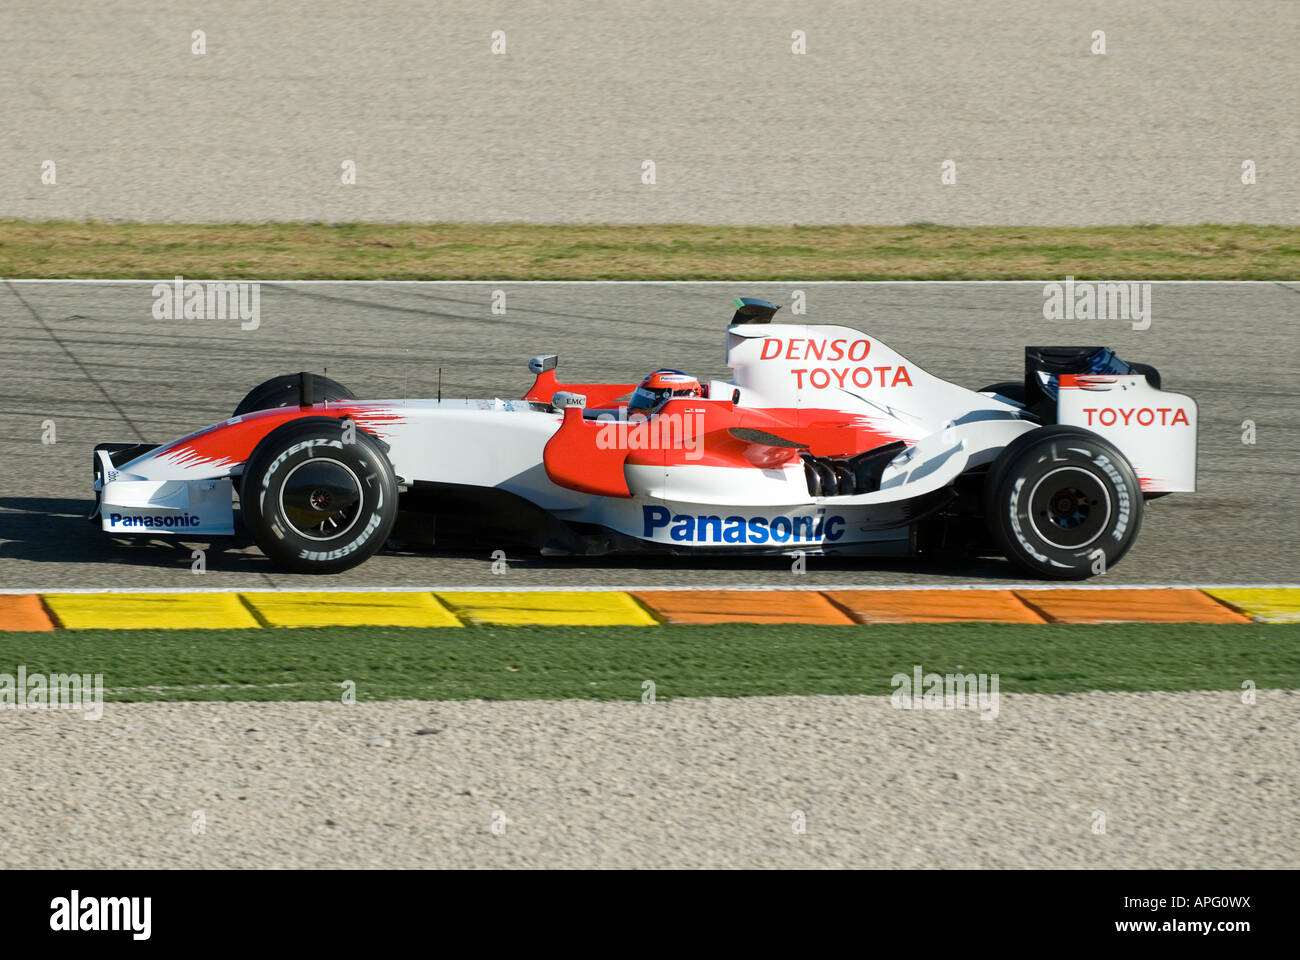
[1027,466,1112,549]
[279,458,364,541]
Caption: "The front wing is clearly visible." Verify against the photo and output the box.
[93,449,235,535]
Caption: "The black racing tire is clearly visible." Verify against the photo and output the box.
[984,425,1143,580]
[978,380,1026,404]
[241,417,397,574]
[233,374,355,417]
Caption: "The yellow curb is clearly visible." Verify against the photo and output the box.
[435,591,658,626]
[241,592,462,628]
[1203,588,1300,623]
[42,592,261,630]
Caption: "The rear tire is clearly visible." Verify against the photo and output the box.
[241,417,397,574]
[233,374,355,417]
[984,425,1142,580]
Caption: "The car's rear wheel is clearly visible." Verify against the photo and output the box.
[241,417,397,574]
[233,374,355,417]
[984,425,1142,579]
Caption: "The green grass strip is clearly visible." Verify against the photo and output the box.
[1,623,1296,704]
[2,221,1298,279]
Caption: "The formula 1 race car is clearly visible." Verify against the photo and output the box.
[91,297,1198,578]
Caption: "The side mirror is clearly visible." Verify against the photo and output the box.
[551,391,587,411]
[529,354,558,374]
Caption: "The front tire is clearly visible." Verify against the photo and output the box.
[984,425,1142,579]
[241,417,397,574]
[234,374,355,417]
[978,380,1025,404]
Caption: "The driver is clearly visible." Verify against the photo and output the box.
[627,369,702,419]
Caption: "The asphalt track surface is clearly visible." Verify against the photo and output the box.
[2,1,1298,225]
[2,280,1297,591]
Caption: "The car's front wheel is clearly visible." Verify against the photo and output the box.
[241,417,397,574]
[233,374,355,417]
[977,380,1025,404]
[984,425,1143,579]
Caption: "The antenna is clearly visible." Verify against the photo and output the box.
[438,367,442,403]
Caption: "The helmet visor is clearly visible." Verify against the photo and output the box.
[629,385,662,411]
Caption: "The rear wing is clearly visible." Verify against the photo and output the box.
[1021,346,1195,492]
[1054,371,1197,494]
[1023,346,1158,416]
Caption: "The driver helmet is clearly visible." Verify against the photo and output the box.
[628,369,701,415]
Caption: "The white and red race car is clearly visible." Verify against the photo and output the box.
[91,297,1197,578]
